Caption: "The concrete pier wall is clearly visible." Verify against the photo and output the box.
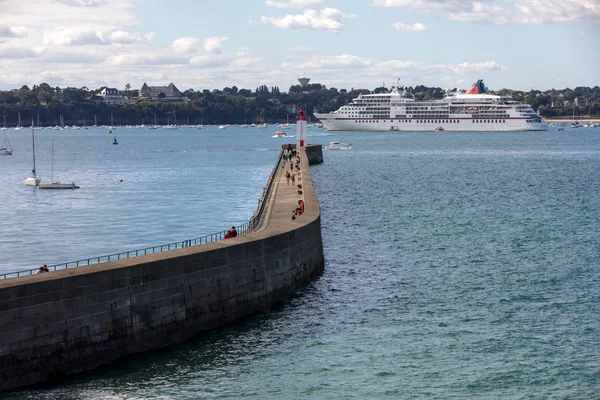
[0,146,324,392]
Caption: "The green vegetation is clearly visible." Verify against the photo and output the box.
[0,82,598,126]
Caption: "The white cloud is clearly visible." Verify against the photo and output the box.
[42,50,106,63]
[2,0,139,31]
[203,36,228,54]
[282,54,374,69]
[54,0,108,6]
[0,26,27,38]
[280,54,506,89]
[371,0,600,24]
[107,53,190,66]
[43,28,153,46]
[107,31,155,44]
[451,61,505,74]
[0,45,46,59]
[172,37,200,53]
[513,0,600,23]
[259,7,357,30]
[392,22,427,31]
[447,2,509,24]
[265,0,323,9]
[189,54,235,68]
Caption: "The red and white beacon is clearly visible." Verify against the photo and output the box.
[296,109,307,150]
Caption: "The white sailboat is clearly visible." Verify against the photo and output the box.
[38,141,80,189]
[149,113,159,129]
[105,113,115,130]
[14,112,23,131]
[164,115,178,130]
[24,127,41,186]
[0,131,12,155]
[1,115,7,131]
[34,113,43,130]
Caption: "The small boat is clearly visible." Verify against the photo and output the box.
[435,126,444,131]
[256,123,268,129]
[113,136,118,145]
[39,141,79,190]
[24,127,40,186]
[0,131,12,155]
[325,141,352,150]
[14,112,23,131]
[39,182,80,189]
[274,130,287,137]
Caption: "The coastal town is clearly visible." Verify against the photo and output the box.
[1,79,599,127]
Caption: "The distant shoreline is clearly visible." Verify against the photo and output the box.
[544,118,600,122]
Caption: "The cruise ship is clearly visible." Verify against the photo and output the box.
[314,79,548,132]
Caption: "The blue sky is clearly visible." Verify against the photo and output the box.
[0,0,598,92]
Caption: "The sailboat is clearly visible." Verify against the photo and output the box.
[105,113,115,130]
[38,141,80,189]
[14,112,23,131]
[164,115,177,130]
[24,127,41,186]
[34,113,43,130]
[0,130,12,155]
[571,108,581,128]
[93,114,97,127]
[112,135,118,145]
[149,113,158,129]
[1,115,7,131]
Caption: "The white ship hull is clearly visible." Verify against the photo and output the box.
[313,116,548,132]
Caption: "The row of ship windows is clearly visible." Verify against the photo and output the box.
[353,120,461,124]
[473,120,507,123]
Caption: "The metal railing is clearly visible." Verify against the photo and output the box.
[1,150,284,280]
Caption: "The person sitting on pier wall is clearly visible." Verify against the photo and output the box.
[230,226,237,237]
[292,199,304,220]
[36,264,49,274]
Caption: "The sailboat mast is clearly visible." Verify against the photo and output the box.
[51,141,54,183]
[31,127,36,178]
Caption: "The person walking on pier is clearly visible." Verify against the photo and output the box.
[286,170,291,185]
[291,172,296,186]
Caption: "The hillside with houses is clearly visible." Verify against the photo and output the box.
[0,82,598,127]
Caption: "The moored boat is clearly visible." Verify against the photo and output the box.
[325,141,352,150]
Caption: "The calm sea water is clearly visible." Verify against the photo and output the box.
[2,126,600,399]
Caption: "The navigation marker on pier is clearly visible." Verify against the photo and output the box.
[296,109,307,149]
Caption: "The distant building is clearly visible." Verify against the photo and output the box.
[99,87,125,104]
[574,97,588,106]
[139,83,186,102]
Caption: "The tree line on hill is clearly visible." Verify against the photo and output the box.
[0,82,598,127]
